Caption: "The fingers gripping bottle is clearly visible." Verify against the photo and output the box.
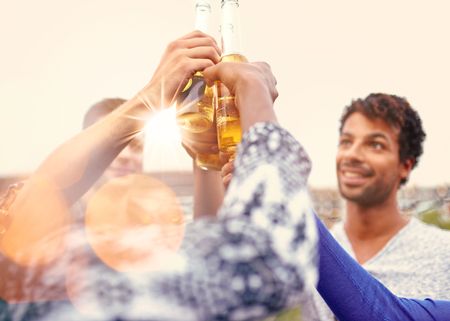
[176,0,222,170]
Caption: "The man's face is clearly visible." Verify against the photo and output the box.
[336,112,410,207]
[103,135,144,180]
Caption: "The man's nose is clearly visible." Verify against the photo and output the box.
[116,147,134,162]
[342,142,365,162]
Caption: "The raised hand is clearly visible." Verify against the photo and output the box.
[203,61,278,132]
[138,31,221,111]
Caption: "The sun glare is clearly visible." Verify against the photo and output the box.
[143,105,191,171]
[144,106,181,146]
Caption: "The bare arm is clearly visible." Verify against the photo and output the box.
[1,31,221,266]
[192,163,224,219]
[180,134,225,219]
[2,97,153,265]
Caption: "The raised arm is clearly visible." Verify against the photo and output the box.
[0,31,221,266]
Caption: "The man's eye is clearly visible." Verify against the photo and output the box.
[338,139,351,147]
[370,142,384,150]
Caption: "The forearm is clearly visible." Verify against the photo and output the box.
[192,161,224,219]
[2,96,154,264]
[315,216,450,321]
[35,96,152,204]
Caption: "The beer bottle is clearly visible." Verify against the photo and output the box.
[215,0,247,161]
[176,0,222,171]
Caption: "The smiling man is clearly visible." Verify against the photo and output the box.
[305,93,450,320]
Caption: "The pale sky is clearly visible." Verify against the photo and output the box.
[1,0,449,188]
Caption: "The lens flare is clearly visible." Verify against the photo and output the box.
[144,106,181,150]
[143,106,193,172]
[83,174,184,273]
[0,175,72,302]
[1,175,70,267]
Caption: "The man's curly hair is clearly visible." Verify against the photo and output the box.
[339,93,426,185]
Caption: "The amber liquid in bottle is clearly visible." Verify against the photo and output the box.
[215,53,247,158]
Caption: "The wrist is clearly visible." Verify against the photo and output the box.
[133,85,159,114]
[239,95,277,133]
[97,96,154,145]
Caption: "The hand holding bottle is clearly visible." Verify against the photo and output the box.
[203,61,279,132]
[137,31,221,110]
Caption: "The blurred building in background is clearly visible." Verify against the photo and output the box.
[2,172,449,230]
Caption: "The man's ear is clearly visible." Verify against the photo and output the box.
[400,158,415,182]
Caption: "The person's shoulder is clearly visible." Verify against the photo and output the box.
[411,217,450,233]
[408,218,450,277]
[409,217,450,244]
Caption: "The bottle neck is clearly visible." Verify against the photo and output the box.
[220,0,242,56]
[195,1,211,33]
